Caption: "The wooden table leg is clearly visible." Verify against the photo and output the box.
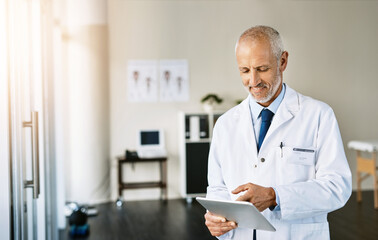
[160,160,167,200]
[118,159,123,198]
[373,152,378,209]
[374,173,378,209]
[357,151,362,203]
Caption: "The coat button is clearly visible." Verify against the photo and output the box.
[261,158,265,162]
[254,164,257,168]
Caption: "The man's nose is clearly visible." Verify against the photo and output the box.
[248,70,260,86]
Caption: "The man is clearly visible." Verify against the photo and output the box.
[204,26,352,240]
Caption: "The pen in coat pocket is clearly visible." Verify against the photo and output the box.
[280,142,284,158]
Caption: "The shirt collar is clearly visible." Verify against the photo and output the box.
[249,83,286,122]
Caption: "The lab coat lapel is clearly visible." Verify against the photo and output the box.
[238,96,258,158]
[263,85,299,147]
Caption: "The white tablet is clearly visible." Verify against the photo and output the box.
[196,197,276,232]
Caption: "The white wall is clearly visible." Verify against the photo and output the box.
[108,0,378,200]
[55,0,110,205]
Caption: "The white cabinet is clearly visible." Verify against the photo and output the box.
[179,112,223,203]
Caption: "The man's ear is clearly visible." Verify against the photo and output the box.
[280,51,289,72]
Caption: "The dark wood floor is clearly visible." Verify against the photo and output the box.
[60,191,378,240]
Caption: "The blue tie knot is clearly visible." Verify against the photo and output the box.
[261,109,274,122]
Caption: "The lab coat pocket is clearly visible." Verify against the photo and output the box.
[287,147,315,166]
[279,147,316,184]
[291,222,330,240]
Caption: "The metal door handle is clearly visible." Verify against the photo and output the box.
[23,111,40,199]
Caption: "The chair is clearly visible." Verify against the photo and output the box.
[348,140,378,209]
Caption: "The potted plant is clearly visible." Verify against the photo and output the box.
[201,93,223,113]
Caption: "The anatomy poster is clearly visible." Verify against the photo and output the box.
[127,59,189,102]
[127,60,158,102]
[159,60,189,102]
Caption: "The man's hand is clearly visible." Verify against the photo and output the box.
[204,211,237,237]
[232,183,276,212]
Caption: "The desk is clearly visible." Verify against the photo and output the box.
[117,156,168,204]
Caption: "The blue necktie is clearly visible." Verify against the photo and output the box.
[257,109,274,151]
[254,109,274,240]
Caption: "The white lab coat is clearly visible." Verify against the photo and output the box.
[206,85,352,240]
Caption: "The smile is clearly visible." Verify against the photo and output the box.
[250,85,267,93]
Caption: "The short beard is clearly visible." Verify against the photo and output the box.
[248,68,282,104]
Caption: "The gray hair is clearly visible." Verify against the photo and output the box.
[237,25,284,60]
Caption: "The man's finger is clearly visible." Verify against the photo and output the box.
[235,193,249,202]
[210,224,236,232]
[232,184,249,194]
[208,221,238,236]
[206,220,236,229]
[205,213,238,237]
[205,211,226,223]
[208,220,237,227]
[228,221,237,228]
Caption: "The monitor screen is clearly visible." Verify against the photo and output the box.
[140,131,160,145]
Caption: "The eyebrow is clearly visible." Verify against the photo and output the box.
[239,64,271,71]
[239,67,249,70]
[253,65,270,69]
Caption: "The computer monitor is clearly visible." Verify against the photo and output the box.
[137,129,166,158]
[138,129,164,147]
